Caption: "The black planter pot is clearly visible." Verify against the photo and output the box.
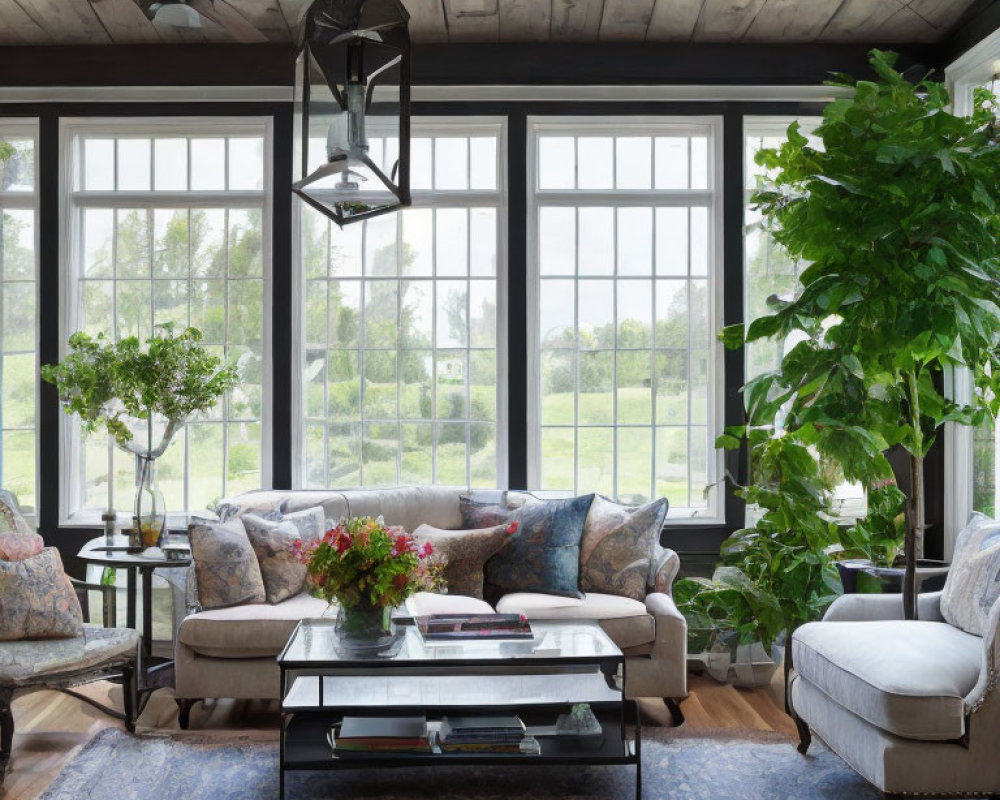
[836,558,950,595]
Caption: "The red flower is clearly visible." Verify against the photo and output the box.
[334,532,352,554]
[505,521,519,535]
[419,541,433,559]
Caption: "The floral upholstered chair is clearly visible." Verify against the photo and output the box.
[0,492,138,784]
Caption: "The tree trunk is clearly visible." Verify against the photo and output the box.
[903,450,924,621]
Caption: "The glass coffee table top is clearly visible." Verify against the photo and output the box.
[279,618,622,667]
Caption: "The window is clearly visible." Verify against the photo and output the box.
[61,119,271,522]
[298,119,506,489]
[527,118,723,519]
[744,117,865,519]
[0,121,37,518]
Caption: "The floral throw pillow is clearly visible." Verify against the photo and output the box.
[941,511,1000,636]
[413,522,517,599]
[189,519,266,610]
[0,547,84,641]
[484,494,595,601]
[0,489,32,535]
[0,531,44,561]
[242,507,325,604]
[579,495,669,601]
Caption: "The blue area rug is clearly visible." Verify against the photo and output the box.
[37,727,895,800]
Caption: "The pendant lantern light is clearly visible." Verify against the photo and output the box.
[293,0,411,227]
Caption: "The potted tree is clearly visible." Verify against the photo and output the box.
[726,49,1000,620]
[42,325,239,544]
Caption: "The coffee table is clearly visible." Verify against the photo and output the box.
[277,618,641,799]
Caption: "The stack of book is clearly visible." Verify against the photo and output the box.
[329,716,432,755]
[437,714,527,753]
[416,613,533,641]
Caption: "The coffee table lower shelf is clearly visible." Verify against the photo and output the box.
[279,708,642,800]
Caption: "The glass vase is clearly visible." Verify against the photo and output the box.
[135,455,166,548]
[334,601,403,658]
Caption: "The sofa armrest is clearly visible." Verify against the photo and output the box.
[650,546,680,596]
[637,591,687,698]
[822,590,943,622]
[967,597,1000,713]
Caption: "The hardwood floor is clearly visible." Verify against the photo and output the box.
[0,672,795,799]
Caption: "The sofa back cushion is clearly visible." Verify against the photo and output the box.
[0,547,84,640]
[484,494,594,601]
[580,495,668,601]
[221,487,464,532]
[189,519,266,610]
[941,511,1000,636]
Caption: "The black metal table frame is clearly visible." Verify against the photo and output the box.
[77,540,190,717]
[277,625,642,800]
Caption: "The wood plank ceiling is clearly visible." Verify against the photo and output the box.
[0,0,978,45]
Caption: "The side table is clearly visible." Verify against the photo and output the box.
[77,535,191,716]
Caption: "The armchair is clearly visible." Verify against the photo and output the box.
[789,590,1000,798]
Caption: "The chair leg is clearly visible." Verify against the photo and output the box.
[121,663,137,734]
[663,697,685,727]
[0,688,13,784]
[794,713,811,755]
[175,698,201,730]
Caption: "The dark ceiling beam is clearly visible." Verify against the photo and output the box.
[938,0,1000,66]
[409,42,940,86]
[0,40,942,89]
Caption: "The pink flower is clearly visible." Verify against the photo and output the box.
[419,541,433,558]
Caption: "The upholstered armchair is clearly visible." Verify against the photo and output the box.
[789,590,1000,798]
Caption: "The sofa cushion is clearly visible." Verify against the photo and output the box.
[243,508,325,604]
[189,519,266,610]
[792,620,982,741]
[484,494,594,600]
[413,522,515,599]
[941,511,1000,636]
[178,592,330,658]
[580,495,668,601]
[496,592,654,651]
[0,548,84,641]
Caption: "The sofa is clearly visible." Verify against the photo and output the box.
[174,486,687,728]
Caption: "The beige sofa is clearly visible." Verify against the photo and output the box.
[174,487,687,728]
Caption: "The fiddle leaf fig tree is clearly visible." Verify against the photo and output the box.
[730,49,1000,620]
[41,325,239,458]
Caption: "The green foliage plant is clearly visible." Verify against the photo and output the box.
[716,49,1000,623]
[41,325,239,459]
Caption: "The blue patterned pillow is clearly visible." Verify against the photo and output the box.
[484,494,595,601]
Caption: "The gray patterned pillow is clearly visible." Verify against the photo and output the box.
[413,522,516,599]
[242,507,325,604]
[189,519,266,610]
[0,547,84,641]
[941,512,1000,636]
[579,495,668,601]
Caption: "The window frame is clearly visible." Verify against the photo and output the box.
[290,116,510,490]
[525,115,726,523]
[0,118,40,523]
[58,116,274,526]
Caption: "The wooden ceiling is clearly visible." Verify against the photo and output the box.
[0,0,979,46]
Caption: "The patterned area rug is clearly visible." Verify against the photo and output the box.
[37,726,892,800]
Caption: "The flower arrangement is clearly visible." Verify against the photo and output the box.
[294,516,442,611]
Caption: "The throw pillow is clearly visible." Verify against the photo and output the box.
[242,507,325,604]
[0,531,44,561]
[941,511,1000,636]
[413,522,517,599]
[484,494,595,601]
[579,495,669,601]
[0,547,84,641]
[189,519,266,610]
[0,489,32,535]
[459,496,513,529]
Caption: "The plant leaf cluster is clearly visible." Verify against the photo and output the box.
[41,325,239,456]
[678,50,1000,647]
